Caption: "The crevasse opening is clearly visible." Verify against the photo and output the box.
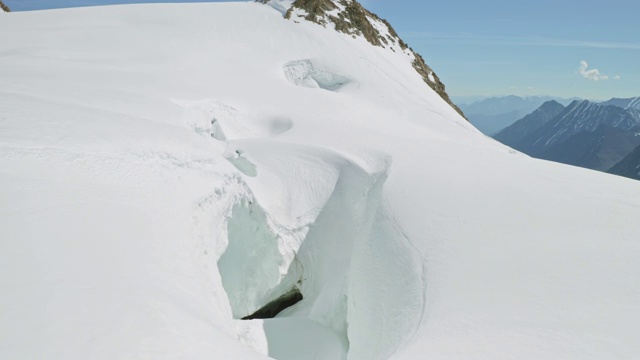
[215,154,423,360]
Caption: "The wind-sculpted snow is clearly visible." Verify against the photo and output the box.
[177,87,416,358]
[284,59,351,91]
[2,3,640,360]
[176,99,293,140]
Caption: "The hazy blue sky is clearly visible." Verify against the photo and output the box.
[4,0,639,99]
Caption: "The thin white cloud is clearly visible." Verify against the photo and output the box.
[614,75,621,80]
[578,61,608,81]
[405,32,640,50]
[530,38,640,50]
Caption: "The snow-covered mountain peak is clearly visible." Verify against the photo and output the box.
[536,99,563,113]
[258,0,465,118]
[558,100,639,131]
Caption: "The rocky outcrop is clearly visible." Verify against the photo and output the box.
[0,1,10,12]
[258,0,466,119]
[285,0,388,47]
[410,51,464,118]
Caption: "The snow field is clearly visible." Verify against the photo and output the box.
[1,2,640,360]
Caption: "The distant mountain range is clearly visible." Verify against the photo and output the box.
[601,97,640,110]
[493,97,640,179]
[609,145,640,180]
[457,95,577,135]
[494,100,565,147]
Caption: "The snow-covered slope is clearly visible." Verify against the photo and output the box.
[268,0,465,118]
[1,2,640,360]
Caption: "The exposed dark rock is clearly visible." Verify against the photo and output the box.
[0,0,10,12]
[411,51,465,118]
[241,288,303,320]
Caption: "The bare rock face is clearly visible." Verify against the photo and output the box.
[287,0,386,47]
[0,1,10,12]
[258,0,466,119]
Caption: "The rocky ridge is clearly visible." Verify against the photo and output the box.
[0,0,10,12]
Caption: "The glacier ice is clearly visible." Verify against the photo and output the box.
[284,59,351,91]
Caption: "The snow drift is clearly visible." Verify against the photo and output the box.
[1,1,640,360]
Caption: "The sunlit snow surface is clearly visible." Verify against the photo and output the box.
[1,3,640,360]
